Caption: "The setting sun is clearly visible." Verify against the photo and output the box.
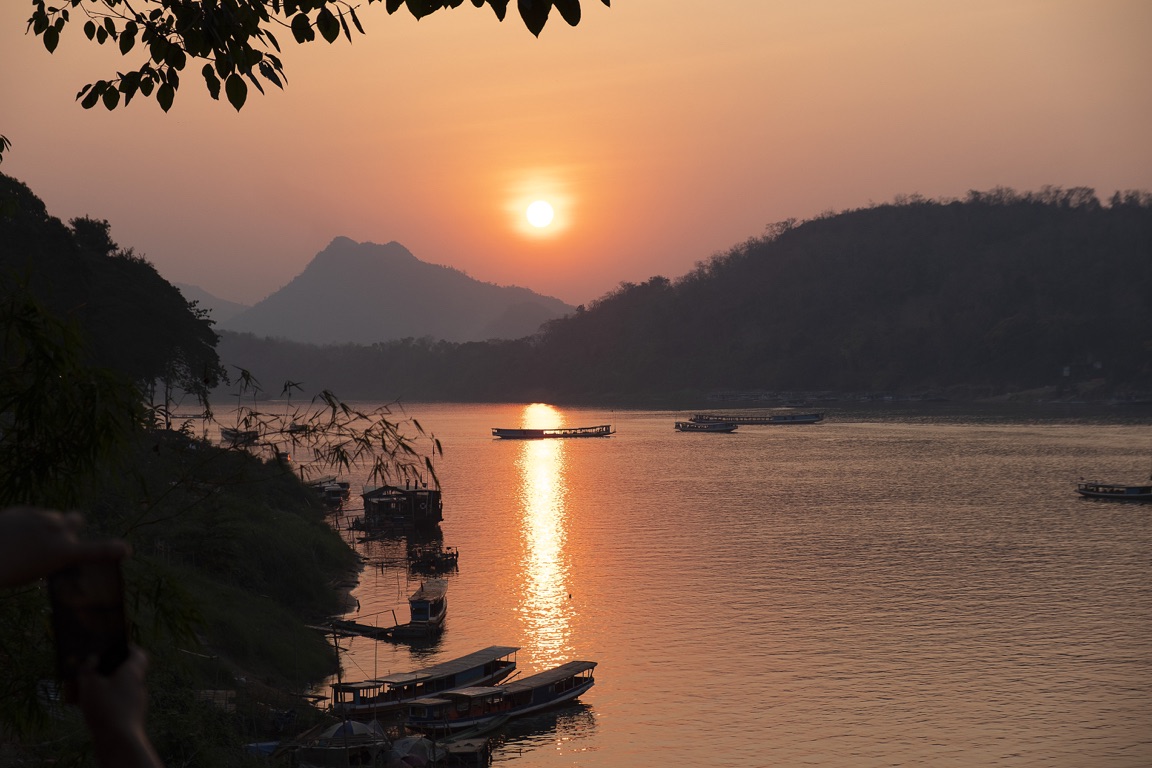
[526,200,554,228]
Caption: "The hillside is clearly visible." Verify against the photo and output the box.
[217,189,1152,403]
[175,282,251,324]
[221,237,574,344]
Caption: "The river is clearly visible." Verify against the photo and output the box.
[309,402,1151,767]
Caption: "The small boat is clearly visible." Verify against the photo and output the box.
[492,425,614,439]
[294,720,392,768]
[406,660,596,735]
[329,646,519,720]
[675,420,738,433]
[221,426,259,445]
[409,545,459,574]
[1075,481,1152,502]
[404,578,448,636]
[360,483,443,526]
[691,412,824,425]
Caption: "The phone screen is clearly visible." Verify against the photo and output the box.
[48,560,130,698]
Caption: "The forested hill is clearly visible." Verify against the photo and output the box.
[218,188,1152,403]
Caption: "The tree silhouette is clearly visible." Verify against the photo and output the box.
[25,0,610,112]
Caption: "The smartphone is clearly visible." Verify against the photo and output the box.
[48,559,130,701]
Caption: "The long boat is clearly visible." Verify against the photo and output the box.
[675,420,738,433]
[491,425,614,439]
[405,660,596,735]
[329,646,519,720]
[691,412,824,425]
[1075,481,1152,502]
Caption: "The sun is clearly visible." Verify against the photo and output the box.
[526,200,555,228]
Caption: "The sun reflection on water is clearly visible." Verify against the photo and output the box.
[515,404,573,669]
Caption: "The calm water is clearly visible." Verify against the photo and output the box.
[312,403,1151,767]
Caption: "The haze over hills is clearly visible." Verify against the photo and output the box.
[174,283,250,324]
[219,237,575,344]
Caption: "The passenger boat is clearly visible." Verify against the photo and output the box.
[691,412,824,425]
[492,425,615,439]
[403,578,448,636]
[1075,481,1152,501]
[329,646,519,719]
[674,420,738,433]
[406,660,596,735]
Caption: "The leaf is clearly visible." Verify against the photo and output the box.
[259,60,284,89]
[486,0,509,21]
[202,63,221,100]
[80,83,101,109]
[96,26,107,44]
[339,11,351,42]
[157,82,174,112]
[386,0,403,12]
[119,27,135,54]
[225,73,247,111]
[83,20,95,39]
[349,7,365,33]
[517,0,550,36]
[316,7,339,42]
[103,16,115,38]
[553,0,579,25]
[43,26,59,53]
[140,76,155,97]
[102,86,120,110]
[290,12,314,43]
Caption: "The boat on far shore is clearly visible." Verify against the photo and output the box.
[691,412,824,425]
[492,425,614,439]
[675,420,738,433]
[1075,480,1152,502]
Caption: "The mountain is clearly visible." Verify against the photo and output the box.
[216,188,1152,403]
[220,238,575,344]
[175,283,251,324]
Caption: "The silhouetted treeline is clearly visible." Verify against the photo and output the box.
[218,187,1152,403]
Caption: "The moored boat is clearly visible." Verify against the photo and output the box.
[403,578,448,636]
[674,420,738,433]
[691,411,824,425]
[492,424,614,439]
[330,646,519,719]
[405,660,596,735]
[1075,481,1152,501]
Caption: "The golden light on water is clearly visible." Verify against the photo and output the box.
[515,404,573,669]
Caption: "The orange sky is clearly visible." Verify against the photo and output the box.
[2,1,1150,306]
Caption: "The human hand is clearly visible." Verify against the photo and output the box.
[76,645,164,768]
[0,506,129,588]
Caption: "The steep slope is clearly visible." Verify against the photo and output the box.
[221,237,574,344]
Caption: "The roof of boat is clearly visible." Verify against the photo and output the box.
[335,646,519,690]
[504,661,596,693]
[409,579,448,601]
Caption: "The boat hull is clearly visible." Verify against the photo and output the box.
[492,425,614,439]
[1076,482,1152,501]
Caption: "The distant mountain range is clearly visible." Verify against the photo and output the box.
[204,237,573,345]
[175,283,250,325]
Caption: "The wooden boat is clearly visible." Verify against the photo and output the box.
[403,578,448,636]
[691,411,824,425]
[409,545,459,574]
[221,426,259,445]
[1075,481,1152,501]
[329,646,519,719]
[294,720,392,767]
[492,424,614,439]
[675,420,738,433]
[360,483,443,526]
[406,660,596,735]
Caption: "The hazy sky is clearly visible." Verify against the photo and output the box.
[3,1,1150,306]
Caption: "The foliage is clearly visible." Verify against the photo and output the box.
[216,188,1152,403]
[25,0,610,112]
[0,175,443,764]
[0,173,225,399]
